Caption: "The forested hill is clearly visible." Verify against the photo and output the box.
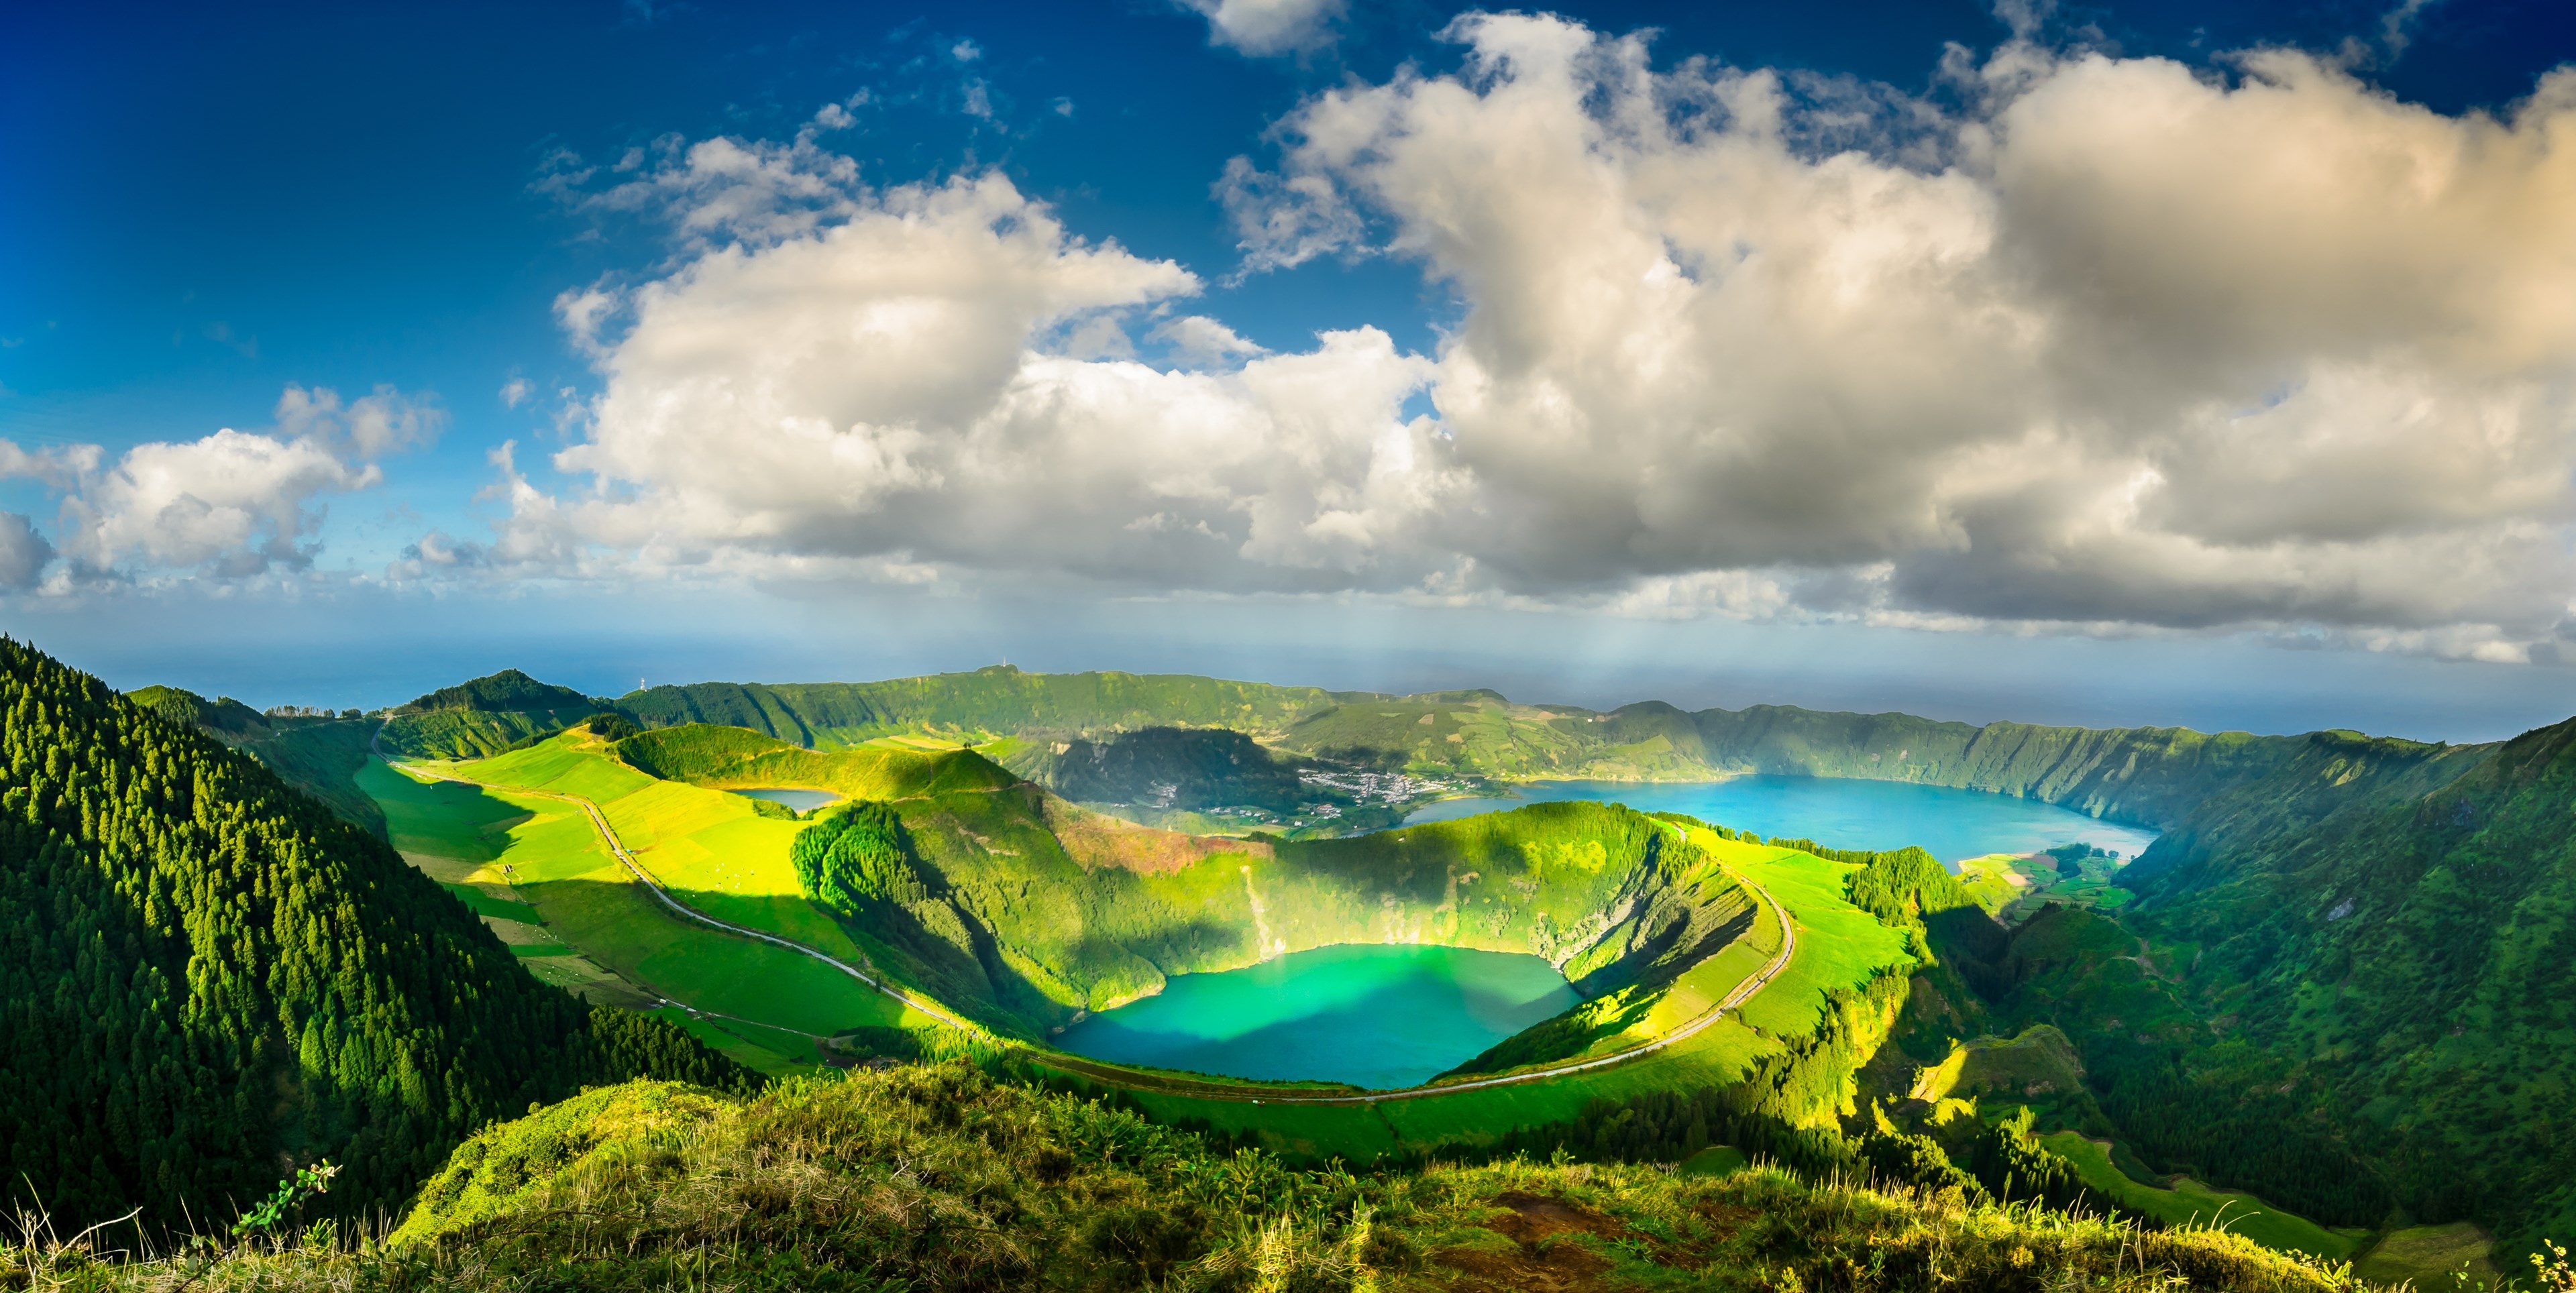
[378,668,606,760]
[615,665,1367,745]
[400,667,595,714]
[0,640,748,1234]
[2106,716,2576,1249]
[1913,714,2576,1261]
[600,667,2449,832]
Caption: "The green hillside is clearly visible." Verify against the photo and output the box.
[12,1064,2357,1293]
[614,720,1019,799]
[584,666,2394,836]
[615,664,1363,746]
[1982,714,2576,1257]
[377,668,607,760]
[128,685,390,835]
[402,667,596,714]
[0,641,750,1235]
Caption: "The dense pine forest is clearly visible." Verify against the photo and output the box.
[0,640,749,1235]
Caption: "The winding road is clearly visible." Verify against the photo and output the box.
[386,742,1799,1103]
[389,754,984,1033]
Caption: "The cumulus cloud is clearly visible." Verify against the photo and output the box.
[468,13,2576,662]
[1152,315,1268,366]
[274,383,444,457]
[0,514,54,591]
[1179,0,1344,55]
[0,383,435,586]
[443,164,1446,589]
[1208,13,2576,659]
[58,431,378,578]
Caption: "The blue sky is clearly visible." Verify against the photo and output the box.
[5,0,2575,740]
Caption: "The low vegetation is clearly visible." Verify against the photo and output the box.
[3,1065,2364,1293]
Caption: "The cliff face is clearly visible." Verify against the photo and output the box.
[1686,706,2327,830]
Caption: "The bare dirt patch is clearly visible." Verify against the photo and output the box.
[1431,1192,1631,1292]
[1041,794,1273,874]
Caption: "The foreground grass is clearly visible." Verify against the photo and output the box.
[7,1065,2367,1293]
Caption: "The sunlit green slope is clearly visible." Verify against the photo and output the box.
[419,725,1772,1047]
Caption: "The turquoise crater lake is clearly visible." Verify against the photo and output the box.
[1055,944,1579,1089]
[1403,776,2160,864]
[727,787,843,813]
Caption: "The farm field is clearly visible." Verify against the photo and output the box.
[361,745,921,1072]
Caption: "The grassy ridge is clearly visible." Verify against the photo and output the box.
[20,1065,2359,1293]
[614,722,1017,798]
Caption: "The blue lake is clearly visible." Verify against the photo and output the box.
[1055,943,1578,1089]
[1403,776,2159,864]
[727,787,843,813]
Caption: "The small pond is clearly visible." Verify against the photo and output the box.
[1055,943,1578,1089]
[1403,775,2159,865]
[727,787,843,813]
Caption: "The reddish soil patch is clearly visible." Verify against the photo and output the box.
[1431,1193,1631,1292]
[1040,794,1273,875]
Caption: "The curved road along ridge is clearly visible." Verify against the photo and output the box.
[390,755,982,1035]
[390,750,1798,1103]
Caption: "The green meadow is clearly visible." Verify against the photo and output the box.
[2040,1131,2359,1262]
[363,745,918,1072]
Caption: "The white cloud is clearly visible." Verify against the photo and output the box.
[1178,0,1344,56]
[58,430,377,578]
[449,160,1446,591]
[274,383,444,457]
[0,384,436,587]
[455,16,2576,663]
[1208,13,2576,659]
[0,514,52,591]
[1152,315,1268,366]
[500,376,535,408]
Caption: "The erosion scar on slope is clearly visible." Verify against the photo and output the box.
[1242,864,1281,959]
